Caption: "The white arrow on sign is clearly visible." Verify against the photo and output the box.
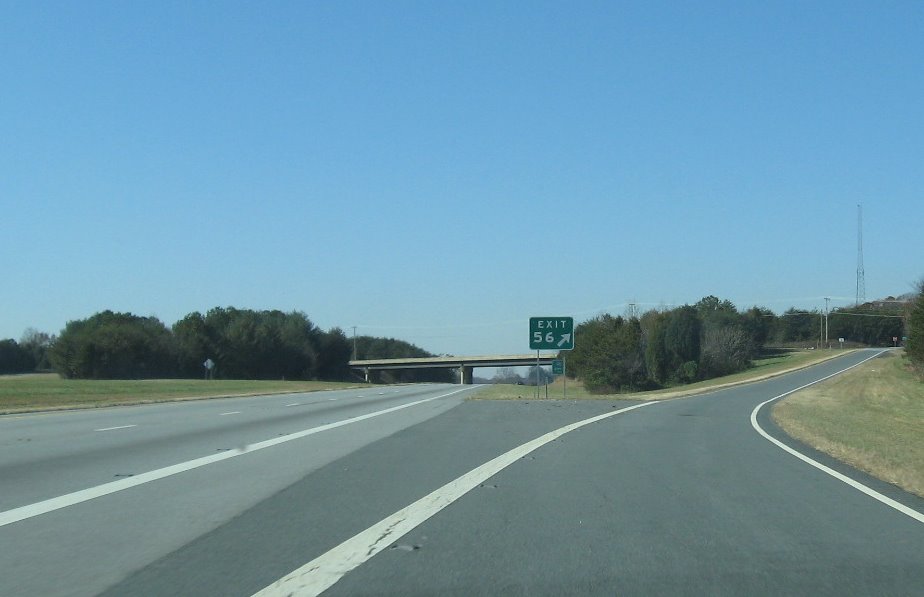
[557,334,572,347]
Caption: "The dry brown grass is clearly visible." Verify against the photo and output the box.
[773,351,924,497]
[472,349,852,401]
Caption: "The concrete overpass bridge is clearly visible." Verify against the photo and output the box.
[349,354,559,384]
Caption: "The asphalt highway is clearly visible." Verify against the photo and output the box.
[0,384,475,596]
[3,350,923,596]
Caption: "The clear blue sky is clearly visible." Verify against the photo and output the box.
[3,1,922,357]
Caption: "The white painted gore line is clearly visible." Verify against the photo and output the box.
[751,349,924,525]
[0,387,474,528]
[94,425,137,432]
[252,401,657,597]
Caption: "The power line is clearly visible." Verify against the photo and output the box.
[761,310,904,319]
[827,312,905,319]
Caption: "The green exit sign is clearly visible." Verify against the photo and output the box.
[552,359,564,375]
[529,317,574,350]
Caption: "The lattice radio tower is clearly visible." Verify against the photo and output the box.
[856,204,865,306]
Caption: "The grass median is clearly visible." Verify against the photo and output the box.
[0,375,369,414]
[772,350,924,498]
[472,348,852,401]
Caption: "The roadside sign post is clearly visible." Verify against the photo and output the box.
[838,337,845,349]
[552,358,565,400]
[203,358,215,380]
[529,317,574,400]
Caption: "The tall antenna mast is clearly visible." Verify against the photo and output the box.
[856,204,865,306]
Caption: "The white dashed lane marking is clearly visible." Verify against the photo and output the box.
[0,387,475,528]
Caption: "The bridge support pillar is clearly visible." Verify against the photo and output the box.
[364,368,370,383]
[460,366,473,385]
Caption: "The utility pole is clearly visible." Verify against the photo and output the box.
[819,310,823,350]
[824,297,830,349]
[352,326,357,360]
[625,300,639,320]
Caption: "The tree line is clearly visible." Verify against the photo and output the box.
[565,295,914,394]
[0,329,54,375]
[492,366,554,386]
[1,292,920,382]
[775,305,905,346]
[353,336,454,383]
[907,283,924,372]
[2,308,443,381]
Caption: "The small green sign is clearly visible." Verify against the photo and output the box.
[529,317,574,350]
[552,359,564,375]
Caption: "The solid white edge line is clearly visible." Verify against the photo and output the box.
[94,425,137,432]
[750,349,924,525]
[0,387,474,528]
[252,401,657,597]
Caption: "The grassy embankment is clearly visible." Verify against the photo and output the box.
[473,348,852,401]
[773,350,924,497]
[0,375,368,414]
